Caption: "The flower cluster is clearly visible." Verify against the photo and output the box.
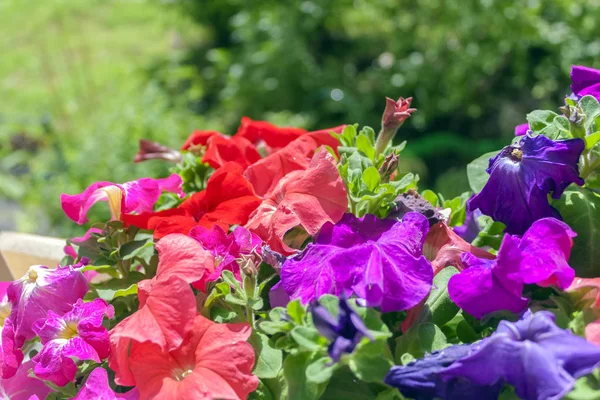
[3,65,600,400]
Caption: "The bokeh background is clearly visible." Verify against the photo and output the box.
[1,0,600,237]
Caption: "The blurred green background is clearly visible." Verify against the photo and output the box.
[1,0,600,237]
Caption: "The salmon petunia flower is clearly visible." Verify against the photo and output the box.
[128,315,258,400]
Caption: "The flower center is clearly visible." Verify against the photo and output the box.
[510,148,523,161]
[0,302,11,327]
[58,321,79,340]
[27,268,38,283]
[172,367,194,381]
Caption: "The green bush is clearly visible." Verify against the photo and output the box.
[2,0,600,236]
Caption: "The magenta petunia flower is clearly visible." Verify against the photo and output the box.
[61,173,185,225]
[32,298,114,386]
[571,65,600,100]
[0,360,52,400]
[448,218,576,318]
[73,367,139,400]
[7,265,88,346]
[468,134,584,235]
[188,225,262,289]
[281,213,433,312]
[514,123,530,136]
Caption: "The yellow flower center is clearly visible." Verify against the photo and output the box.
[58,321,79,340]
[100,186,123,220]
[27,268,38,283]
[0,303,11,327]
[511,148,523,160]
[172,367,194,381]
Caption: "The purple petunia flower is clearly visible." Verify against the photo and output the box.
[72,367,139,400]
[386,310,600,400]
[0,360,52,400]
[571,65,600,100]
[189,225,262,283]
[61,173,185,225]
[310,297,373,362]
[443,310,600,400]
[452,206,482,243]
[384,343,502,400]
[468,134,584,235]
[448,217,576,318]
[280,213,433,312]
[32,298,114,386]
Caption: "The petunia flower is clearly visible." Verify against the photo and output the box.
[109,234,214,386]
[31,298,114,386]
[514,122,530,136]
[243,130,342,197]
[386,310,600,400]
[1,283,22,380]
[0,361,52,400]
[280,212,433,312]
[385,343,500,400]
[61,174,185,225]
[424,222,494,275]
[123,163,261,239]
[64,227,102,260]
[181,130,221,151]
[7,264,88,346]
[202,134,261,170]
[310,297,373,362]
[72,367,139,400]
[448,218,576,318]
[188,225,262,290]
[570,65,600,100]
[234,116,308,150]
[246,150,347,255]
[127,315,258,400]
[468,134,584,235]
[134,139,182,164]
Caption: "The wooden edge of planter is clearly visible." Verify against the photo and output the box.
[0,232,65,281]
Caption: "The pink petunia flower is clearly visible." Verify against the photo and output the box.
[72,367,139,400]
[0,361,51,400]
[3,265,88,379]
[61,174,185,225]
[32,298,114,386]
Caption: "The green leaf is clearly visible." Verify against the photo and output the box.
[283,352,327,400]
[362,166,380,192]
[250,332,283,379]
[417,323,448,353]
[119,239,154,261]
[395,322,447,360]
[426,266,460,327]
[222,270,243,291]
[81,264,120,279]
[338,125,358,147]
[286,300,306,324]
[94,281,139,302]
[291,327,326,351]
[466,151,498,193]
[564,369,600,400]
[585,132,600,149]
[553,186,600,277]
[527,110,571,139]
[580,95,600,133]
[348,340,393,383]
[306,356,337,384]
[320,367,378,400]
[356,134,375,160]
[471,215,505,251]
[421,189,439,207]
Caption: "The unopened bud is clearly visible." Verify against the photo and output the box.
[134,139,182,163]
[375,96,416,155]
[378,152,399,183]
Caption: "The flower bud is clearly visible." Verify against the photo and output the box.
[375,96,416,155]
[134,139,182,163]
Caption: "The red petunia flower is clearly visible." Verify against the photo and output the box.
[181,130,261,170]
[243,130,342,197]
[245,150,347,255]
[234,117,307,149]
[123,163,261,239]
